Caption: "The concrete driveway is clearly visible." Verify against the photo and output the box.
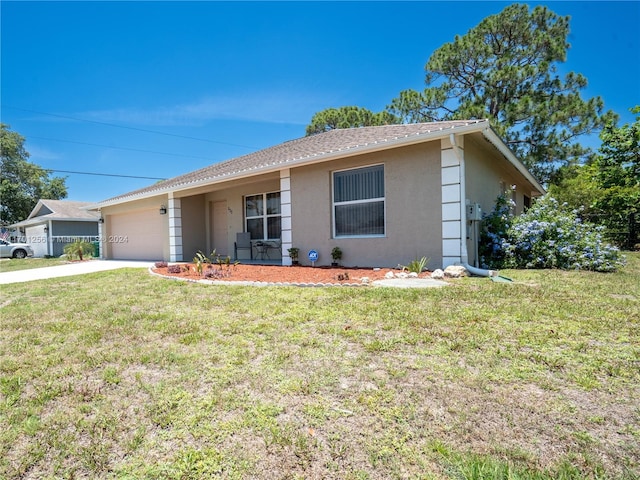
[0,260,152,284]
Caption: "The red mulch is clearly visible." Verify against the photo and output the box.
[152,263,427,284]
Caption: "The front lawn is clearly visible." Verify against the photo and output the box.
[0,257,68,273]
[1,254,638,479]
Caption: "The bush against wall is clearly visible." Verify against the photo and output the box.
[480,196,625,272]
[63,239,95,261]
[478,192,514,269]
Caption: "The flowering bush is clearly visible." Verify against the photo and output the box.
[481,195,625,272]
[478,193,514,268]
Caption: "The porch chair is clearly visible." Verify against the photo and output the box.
[234,232,252,260]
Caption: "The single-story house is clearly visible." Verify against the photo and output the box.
[12,199,101,257]
[91,120,545,269]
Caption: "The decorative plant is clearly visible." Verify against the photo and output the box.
[193,251,210,276]
[331,246,342,266]
[403,256,429,274]
[167,264,182,274]
[213,250,232,267]
[288,247,300,264]
[63,239,94,261]
[154,261,168,268]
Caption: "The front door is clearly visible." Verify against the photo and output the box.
[211,200,228,256]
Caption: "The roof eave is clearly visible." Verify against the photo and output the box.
[92,121,491,209]
[481,128,546,195]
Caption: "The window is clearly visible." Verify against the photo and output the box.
[333,164,385,237]
[245,192,281,240]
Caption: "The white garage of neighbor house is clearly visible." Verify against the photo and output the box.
[11,200,101,257]
[90,120,545,269]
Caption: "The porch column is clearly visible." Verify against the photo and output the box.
[98,218,105,259]
[441,137,463,268]
[168,196,183,262]
[280,169,292,266]
[47,220,53,257]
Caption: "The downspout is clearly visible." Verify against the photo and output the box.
[450,133,498,278]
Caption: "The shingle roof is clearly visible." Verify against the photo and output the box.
[12,200,100,227]
[98,120,490,205]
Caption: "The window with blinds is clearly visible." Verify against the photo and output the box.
[333,164,385,237]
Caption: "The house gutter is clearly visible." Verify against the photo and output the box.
[450,133,498,278]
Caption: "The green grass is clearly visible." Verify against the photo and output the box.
[0,256,68,272]
[1,254,639,479]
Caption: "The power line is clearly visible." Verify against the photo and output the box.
[28,135,218,162]
[3,105,258,150]
[50,169,167,180]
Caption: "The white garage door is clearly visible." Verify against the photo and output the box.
[109,209,164,260]
[25,225,48,257]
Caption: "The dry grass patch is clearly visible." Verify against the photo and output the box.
[1,255,639,479]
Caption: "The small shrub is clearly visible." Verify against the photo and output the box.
[288,247,300,262]
[402,256,429,273]
[155,261,168,268]
[167,264,182,274]
[204,267,232,279]
[63,240,94,261]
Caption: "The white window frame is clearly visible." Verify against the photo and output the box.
[244,191,281,240]
[332,164,386,238]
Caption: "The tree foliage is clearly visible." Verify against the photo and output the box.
[0,124,67,225]
[306,106,399,136]
[387,3,616,184]
[549,107,639,247]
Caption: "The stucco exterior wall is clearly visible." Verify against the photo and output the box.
[180,194,206,260]
[464,135,538,215]
[289,142,442,269]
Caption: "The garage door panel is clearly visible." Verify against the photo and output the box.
[110,210,164,260]
[26,225,48,257]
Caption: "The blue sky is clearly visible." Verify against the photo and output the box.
[2,1,639,203]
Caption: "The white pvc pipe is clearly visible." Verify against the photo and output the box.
[450,133,498,278]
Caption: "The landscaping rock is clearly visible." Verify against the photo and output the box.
[444,265,468,278]
[431,269,445,279]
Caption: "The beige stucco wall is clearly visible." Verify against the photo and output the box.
[464,135,539,216]
[289,142,442,269]
[180,194,206,260]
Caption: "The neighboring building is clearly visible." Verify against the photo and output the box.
[91,121,545,269]
[12,200,101,257]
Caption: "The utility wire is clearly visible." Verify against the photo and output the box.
[3,105,258,150]
[49,169,167,180]
[28,135,218,162]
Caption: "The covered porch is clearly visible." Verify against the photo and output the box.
[168,168,292,265]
